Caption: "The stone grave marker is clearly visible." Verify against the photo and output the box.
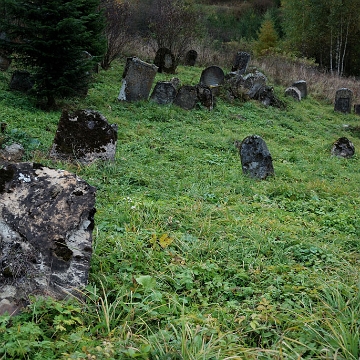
[185,50,198,66]
[236,135,274,179]
[150,81,177,105]
[118,57,158,102]
[173,85,198,110]
[9,70,33,92]
[0,161,96,314]
[232,51,251,74]
[285,86,301,101]
[354,104,360,115]
[50,109,118,163]
[200,66,225,87]
[0,54,11,71]
[331,137,355,158]
[334,88,353,114]
[154,48,176,74]
[196,84,214,110]
[292,80,307,98]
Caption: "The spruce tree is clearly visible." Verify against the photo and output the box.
[0,0,105,107]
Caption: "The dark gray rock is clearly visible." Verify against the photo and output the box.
[150,81,177,105]
[331,137,355,158]
[232,51,251,74]
[154,48,176,74]
[0,162,96,312]
[9,70,33,92]
[334,88,353,114]
[118,57,158,102]
[50,109,118,163]
[236,135,274,179]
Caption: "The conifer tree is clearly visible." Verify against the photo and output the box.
[253,13,279,55]
[0,0,106,107]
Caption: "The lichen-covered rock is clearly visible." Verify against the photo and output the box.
[50,109,118,163]
[0,162,96,313]
[331,137,355,158]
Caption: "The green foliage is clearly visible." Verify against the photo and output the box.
[0,0,106,107]
[253,13,279,55]
[1,59,360,358]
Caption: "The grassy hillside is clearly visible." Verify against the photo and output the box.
[0,60,360,359]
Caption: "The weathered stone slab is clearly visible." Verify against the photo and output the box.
[0,162,96,312]
[9,70,33,92]
[50,109,118,163]
[236,135,274,179]
[150,81,177,105]
[118,57,158,102]
[285,86,301,101]
[154,48,176,74]
[185,50,198,66]
[331,137,355,158]
[196,84,214,110]
[334,88,353,114]
[200,66,225,87]
[232,51,250,74]
[173,85,198,110]
[292,80,307,98]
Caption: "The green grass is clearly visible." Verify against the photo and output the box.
[1,60,359,359]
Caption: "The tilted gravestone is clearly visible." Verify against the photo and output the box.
[150,81,177,105]
[334,88,353,114]
[154,48,176,74]
[173,85,198,110]
[9,70,33,92]
[185,50,198,66]
[354,104,360,115]
[0,162,96,314]
[236,135,274,179]
[331,137,355,158]
[285,86,301,101]
[292,80,307,99]
[50,109,118,163]
[118,57,158,102]
[232,51,251,74]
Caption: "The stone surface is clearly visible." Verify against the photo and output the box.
[0,143,25,162]
[232,51,251,74]
[150,81,177,105]
[354,104,360,115]
[292,80,307,98]
[9,70,34,92]
[0,162,96,311]
[50,109,118,163]
[334,88,353,114]
[154,48,176,74]
[285,86,301,101]
[118,57,158,102]
[185,50,198,66]
[236,135,274,179]
[173,85,198,110]
[331,137,355,158]
[0,55,11,71]
[199,66,225,87]
[196,84,214,110]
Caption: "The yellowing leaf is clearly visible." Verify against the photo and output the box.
[159,233,173,248]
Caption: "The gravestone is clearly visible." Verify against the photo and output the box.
[285,86,301,101]
[334,88,353,114]
[200,66,225,87]
[196,84,214,110]
[118,57,158,102]
[292,80,307,98]
[354,104,360,115]
[154,48,176,74]
[232,51,251,74]
[0,143,24,162]
[0,162,96,314]
[185,50,198,66]
[236,135,274,179]
[150,81,177,105]
[9,70,33,92]
[331,137,355,158]
[0,55,11,71]
[50,109,118,163]
[173,85,198,110]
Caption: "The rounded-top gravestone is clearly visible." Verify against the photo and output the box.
[334,88,353,114]
[154,48,176,74]
[150,81,177,105]
[200,66,225,87]
[185,50,198,66]
[292,80,307,99]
